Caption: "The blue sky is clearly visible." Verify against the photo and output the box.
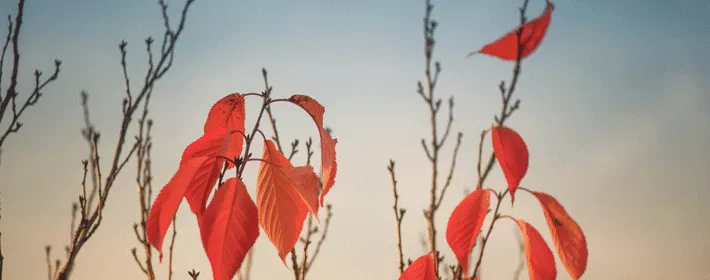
[1,0,709,279]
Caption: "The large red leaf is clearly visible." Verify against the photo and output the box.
[146,156,205,260]
[446,189,490,273]
[287,94,338,205]
[203,93,246,169]
[531,191,587,279]
[516,219,557,280]
[470,1,554,61]
[198,178,259,280]
[147,128,230,258]
[491,126,529,203]
[256,140,320,263]
[398,252,437,280]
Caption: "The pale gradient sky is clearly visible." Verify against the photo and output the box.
[1,0,709,279]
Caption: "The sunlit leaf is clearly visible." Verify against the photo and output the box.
[516,219,557,280]
[469,1,554,61]
[531,191,588,279]
[203,93,246,169]
[446,189,490,273]
[198,178,259,280]
[491,126,529,203]
[399,252,437,280]
[256,140,319,263]
[287,94,338,205]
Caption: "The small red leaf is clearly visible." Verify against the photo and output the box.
[287,94,338,205]
[399,252,437,280]
[256,140,319,263]
[491,126,529,203]
[203,93,246,169]
[516,219,557,280]
[531,191,588,279]
[198,178,259,280]
[471,1,554,61]
[446,189,490,273]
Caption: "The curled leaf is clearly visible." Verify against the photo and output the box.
[287,94,338,205]
[256,140,319,263]
[198,178,259,280]
[469,1,554,60]
[531,191,588,279]
[399,252,437,280]
[446,189,490,273]
[491,126,529,203]
[516,219,557,280]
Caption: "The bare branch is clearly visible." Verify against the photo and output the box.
[388,160,406,274]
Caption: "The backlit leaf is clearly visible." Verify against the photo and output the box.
[180,128,231,214]
[469,1,554,61]
[399,252,437,280]
[287,94,338,205]
[256,140,319,263]
[198,178,259,280]
[203,93,246,169]
[516,219,557,280]
[146,156,206,260]
[446,189,490,273]
[531,191,588,279]
[491,126,529,203]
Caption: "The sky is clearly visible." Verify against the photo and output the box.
[0,0,708,279]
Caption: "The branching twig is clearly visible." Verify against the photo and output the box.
[51,1,197,279]
[0,0,61,161]
[469,1,530,278]
[417,1,462,278]
[388,160,406,274]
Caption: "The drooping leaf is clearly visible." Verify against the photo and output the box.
[256,140,320,263]
[446,189,491,273]
[287,94,338,205]
[491,126,529,203]
[179,128,231,214]
[203,93,246,169]
[516,219,557,280]
[146,156,206,260]
[469,1,554,61]
[399,252,437,280]
[198,178,259,280]
[531,191,588,279]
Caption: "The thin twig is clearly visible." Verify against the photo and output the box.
[305,204,333,270]
[167,217,177,280]
[55,1,197,278]
[388,160,406,274]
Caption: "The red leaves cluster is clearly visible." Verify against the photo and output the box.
[402,3,586,279]
[146,92,337,280]
[442,126,587,280]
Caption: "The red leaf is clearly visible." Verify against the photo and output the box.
[147,128,230,258]
[203,93,246,169]
[197,178,259,280]
[491,126,529,203]
[516,219,557,280]
[180,128,232,214]
[399,252,437,280]
[256,140,320,263]
[470,1,554,61]
[146,156,206,260]
[287,94,338,205]
[446,189,490,273]
[531,191,588,279]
